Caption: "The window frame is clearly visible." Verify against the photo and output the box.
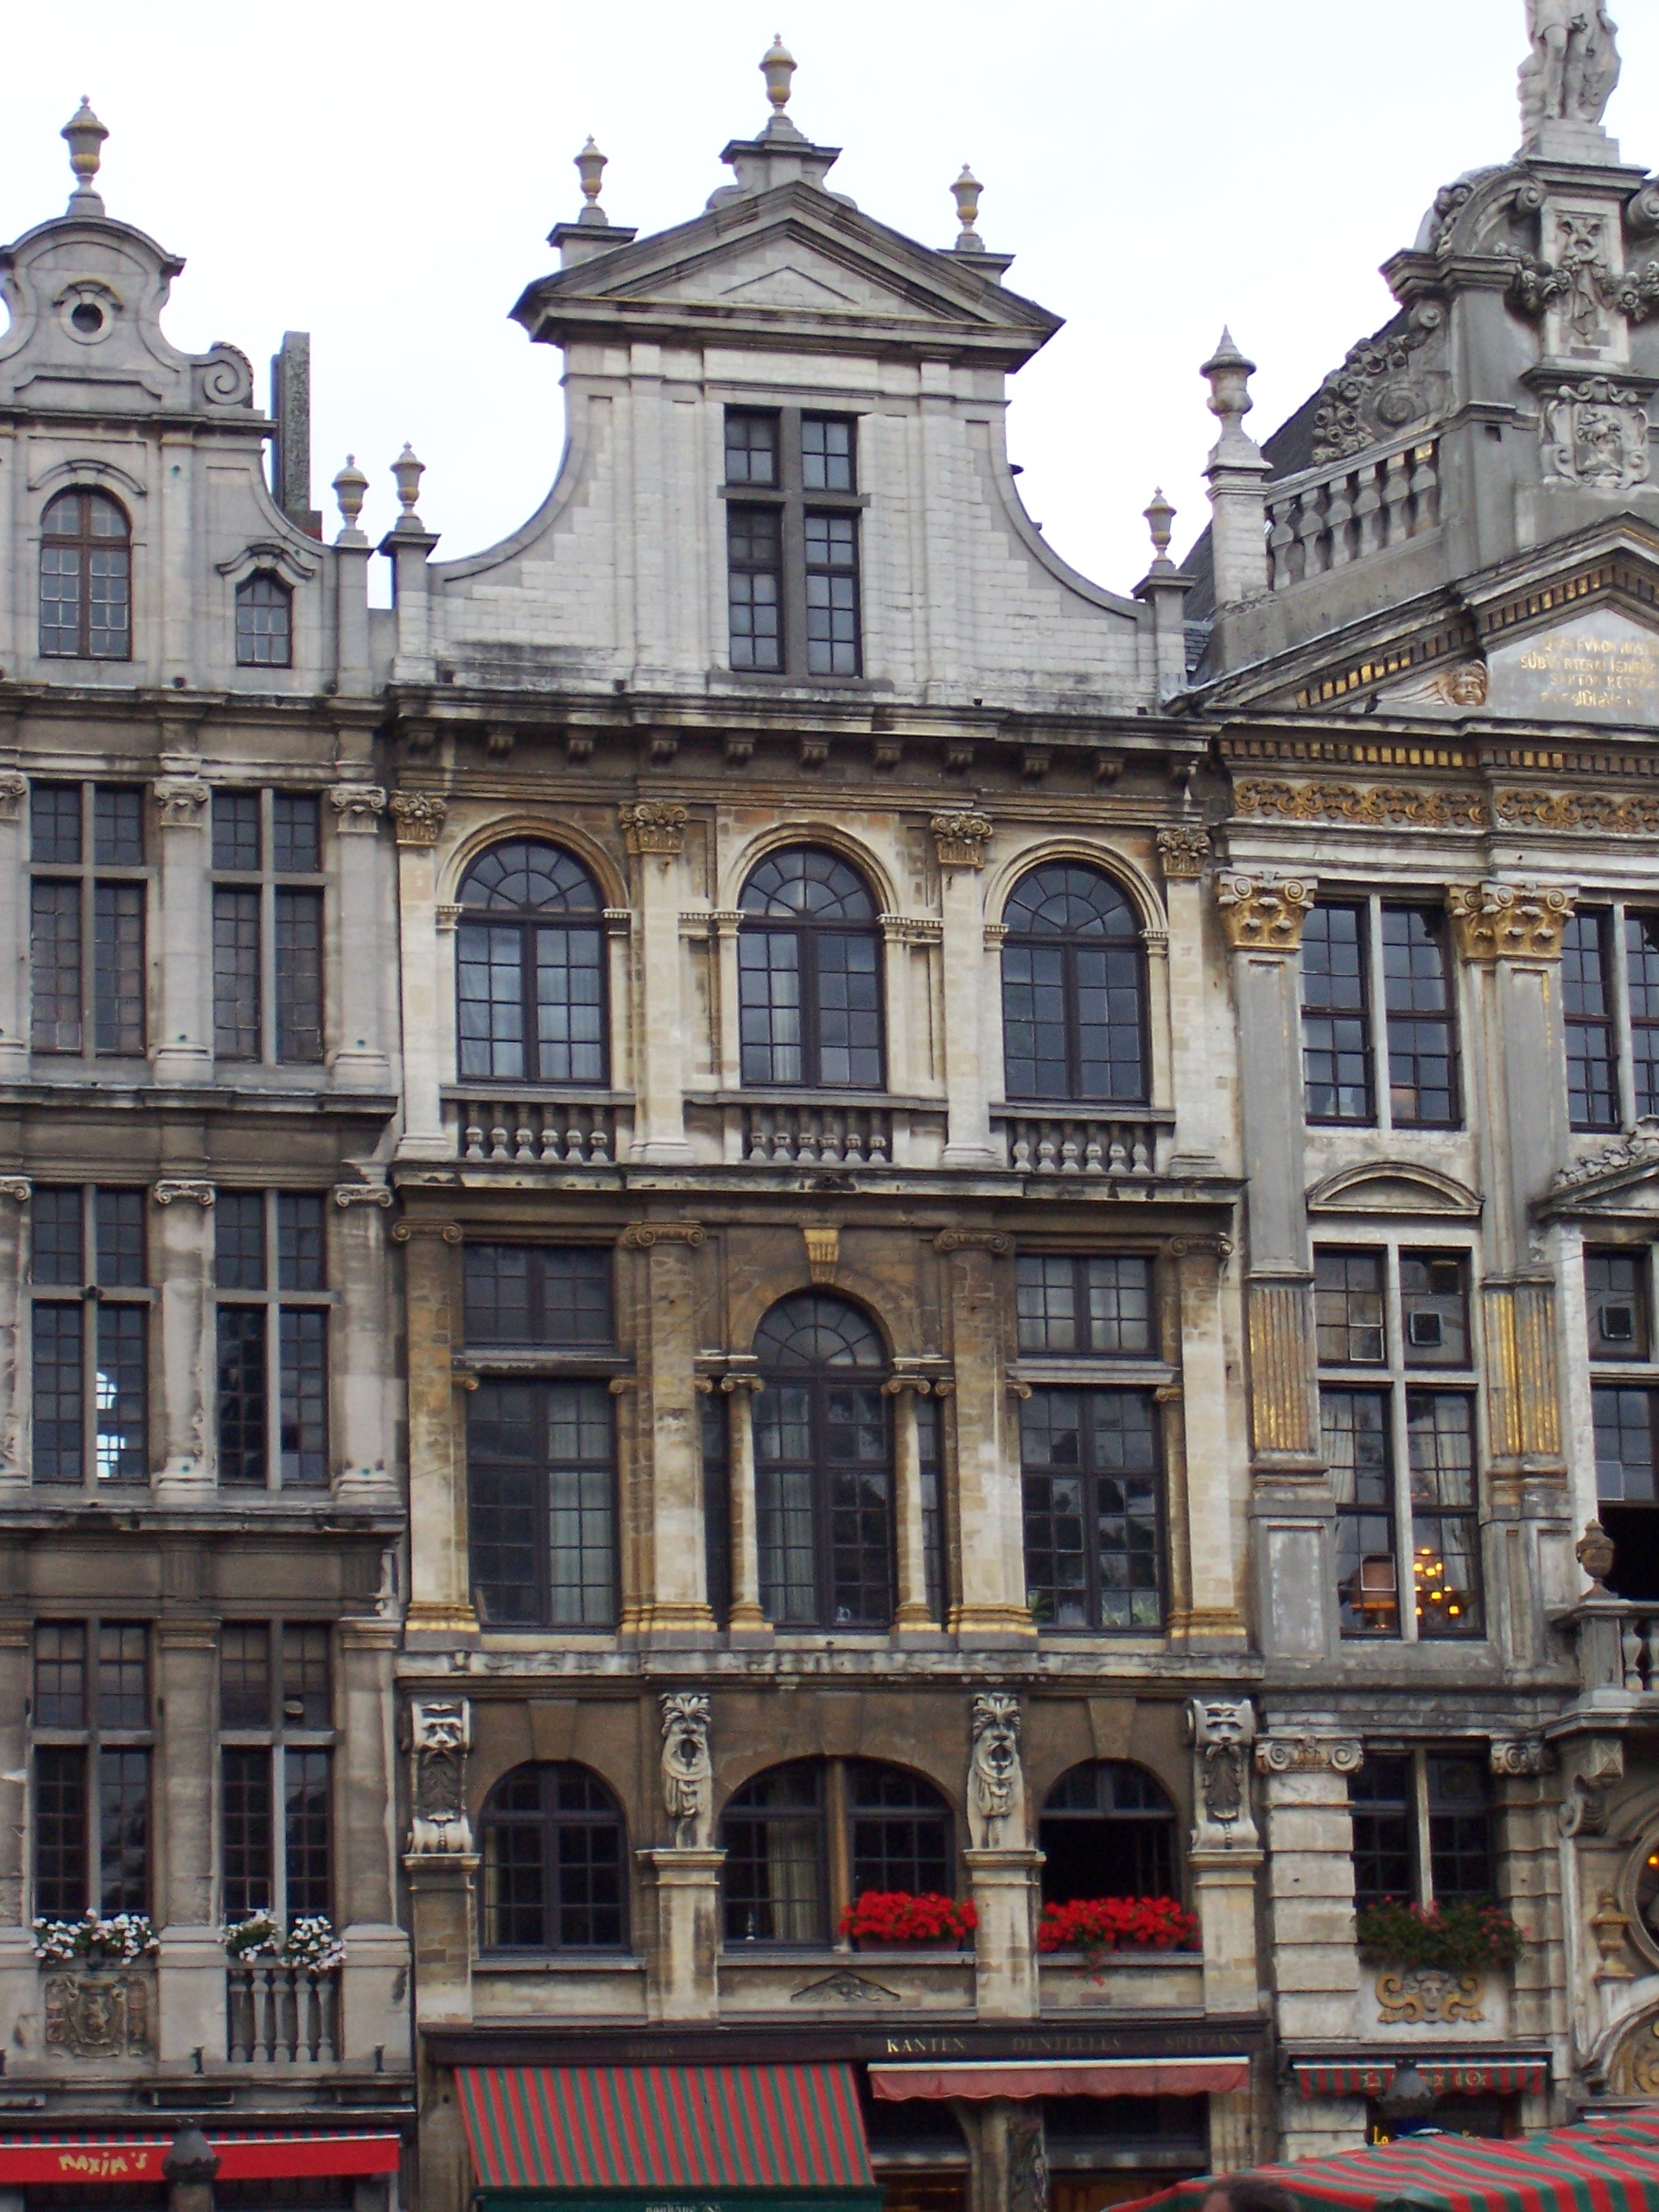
[1301,894,1461,1131]
[211,788,327,1067]
[1020,1382,1167,1634]
[478,1762,629,1955]
[233,572,295,670]
[31,1619,153,1920]
[999,864,1151,1109]
[38,488,132,663]
[1350,1745,1497,1913]
[721,407,868,683]
[29,1185,152,1490]
[213,1190,334,1491]
[1562,902,1659,1132]
[736,848,885,1093]
[454,842,609,1090]
[29,780,149,1060]
[1037,1759,1181,1908]
[217,1619,335,1925]
[1314,1237,1484,1642]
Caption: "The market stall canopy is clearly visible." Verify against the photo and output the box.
[870,2057,1250,2101]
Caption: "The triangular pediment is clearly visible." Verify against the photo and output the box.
[716,261,861,308]
[1545,1123,1659,1217]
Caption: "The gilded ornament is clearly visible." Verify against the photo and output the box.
[1215,874,1316,951]
[618,800,689,858]
[930,810,994,869]
[1156,824,1211,879]
[1497,789,1659,835]
[1233,781,1487,830]
[390,791,448,847]
[1446,882,1573,963]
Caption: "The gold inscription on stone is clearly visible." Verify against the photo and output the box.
[1492,618,1659,721]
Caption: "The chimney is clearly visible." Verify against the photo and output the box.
[270,333,323,538]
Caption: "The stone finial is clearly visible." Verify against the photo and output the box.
[391,443,426,531]
[951,163,984,251]
[1144,486,1176,564]
[1519,0,1621,149]
[1202,328,1256,433]
[62,98,108,212]
[332,454,369,543]
[575,137,610,227]
[761,34,798,118]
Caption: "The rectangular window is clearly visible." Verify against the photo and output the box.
[1301,903,1372,1122]
[29,1187,149,1488]
[467,1381,618,1629]
[1563,910,1618,1131]
[462,1244,612,1348]
[29,782,148,1058]
[1015,1253,1154,1357]
[1382,906,1459,1125]
[214,1192,329,1489]
[1587,1249,1649,1361]
[701,1392,731,1627]
[1316,1242,1482,1640]
[1351,1748,1495,1911]
[219,1618,332,1923]
[1630,912,1659,1120]
[211,790,325,1065]
[724,407,862,680]
[1020,1386,1163,1631]
[1303,897,1461,1129]
[31,1620,151,1919]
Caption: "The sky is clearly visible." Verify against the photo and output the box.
[2,0,1656,599]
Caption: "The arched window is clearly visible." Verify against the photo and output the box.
[1039,1761,1179,1906]
[721,1757,952,1946]
[753,1292,891,1628]
[480,1762,626,1951]
[457,842,606,1085]
[1001,863,1147,1103]
[40,490,130,661]
[235,572,293,668]
[738,848,882,1089]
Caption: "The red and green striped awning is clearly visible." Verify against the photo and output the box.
[458,2065,875,2196]
[1294,2062,1548,2100]
[1113,2113,1659,2212]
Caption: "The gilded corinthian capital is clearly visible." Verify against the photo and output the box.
[1446,881,1573,963]
[1215,872,1316,950]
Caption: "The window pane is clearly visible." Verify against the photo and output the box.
[756,1382,819,1624]
[271,792,320,873]
[95,1304,147,1482]
[825,1382,892,1625]
[1021,1388,1162,1631]
[918,1392,945,1623]
[1325,1388,1397,1636]
[702,1395,732,1625]
[1383,906,1458,1125]
[546,1382,615,1626]
[34,1745,87,1918]
[463,1246,610,1346]
[1315,1250,1385,1364]
[804,512,860,677]
[215,1192,266,1290]
[1629,913,1659,1119]
[481,1776,549,1948]
[32,1301,84,1483]
[801,416,855,493]
[93,788,143,867]
[276,1194,326,1292]
[35,1623,86,1729]
[213,887,261,1059]
[278,1308,328,1484]
[1563,911,1618,1131]
[728,505,783,671]
[92,881,145,1054]
[813,930,882,1087]
[99,1746,148,1912]
[722,1765,824,1945]
[94,1189,145,1287]
[282,1624,331,1730]
[1302,904,1373,1122]
[724,411,779,486]
[213,791,262,872]
[1400,1251,1469,1368]
[274,889,323,1062]
[1427,1756,1493,1902]
[30,880,82,1052]
[1595,1385,1657,1503]
[32,1188,83,1286]
[1351,1754,1413,1910]
[1407,1391,1481,1637]
[1587,1250,1649,1360]
[236,576,294,669]
[219,1624,270,1731]
[98,1624,147,1729]
[40,544,84,658]
[284,1747,332,1918]
[86,543,131,660]
[849,1767,950,1897]
[468,1382,542,1626]
[738,930,803,1084]
[217,1307,267,1486]
[222,1745,273,1916]
[457,923,524,1082]
[533,924,605,1083]
[31,785,81,866]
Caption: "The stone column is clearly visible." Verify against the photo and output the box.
[887,1373,936,1631]
[645,1692,721,2018]
[151,1181,215,1500]
[156,1618,224,2063]
[152,778,212,1084]
[328,785,391,1091]
[1157,827,1219,1168]
[939,1236,1029,1641]
[932,812,995,1166]
[0,1624,28,1927]
[0,772,29,1079]
[1173,1238,1246,1644]
[620,804,693,1164]
[966,1694,1039,2020]
[393,1220,476,1641]
[391,793,450,1162]
[625,1224,713,1636]
[405,1689,476,2037]
[379,497,441,686]
[957,2101,1046,2212]
[339,1620,412,2069]
[1185,1698,1262,2016]
[331,1185,397,1503]
[721,1366,768,1640]
[0,1180,29,1484]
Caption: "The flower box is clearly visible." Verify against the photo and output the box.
[1037,1896,1198,1974]
[1356,1899,1522,1973]
[32,1911,157,1965]
[839,1891,977,1948]
[221,1910,346,1976]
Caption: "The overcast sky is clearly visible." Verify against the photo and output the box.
[3,0,1655,600]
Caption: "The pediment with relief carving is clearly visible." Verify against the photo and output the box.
[1545,1121,1659,1216]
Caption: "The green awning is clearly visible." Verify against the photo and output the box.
[458,2064,877,2209]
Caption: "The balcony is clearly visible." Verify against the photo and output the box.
[991,1108,1177,1180]
[446,1089,631,1168]
[226,1963,341,2063]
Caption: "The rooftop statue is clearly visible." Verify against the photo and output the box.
[1520,1,1621,145]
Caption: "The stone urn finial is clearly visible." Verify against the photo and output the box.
[761,35,798,118]
[1578,1518,1617,1590]
[62,98,109,210]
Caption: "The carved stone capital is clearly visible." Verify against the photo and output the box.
[1491,1736,1547,1778]
[153,777,212,829]
[803,1225,839,1283]
[1216,872,1315,951]
[333,1182,394,1209]
[0,774,28,825]
[620,1221,705,1249]
[935,1230,1010,1255]
[619,800,688,858]
[931,810,994,869]
[390,791,448,847]
[1448,881,1573,963]
[1255,1733,1364,1775]
[0,1178,30,1203]
[391,1218,462,1244]
[151,1179,215,1207]
[1156,824,1211,880]
[329,782,387,832]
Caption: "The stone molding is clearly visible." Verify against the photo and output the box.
[328,782,388,831]
[620,1222,705,1249]
[151,1179,214,1206]
[390,791,448,847]
[333,1183,394,1208]
[1446,881,1573,963]
[1234,780,1486,830]
[931,810,994,869]
[0,1179,29,1203]
[1216,873,1316,951]
[1491,1736,1548,1777]
[0,773,29,823]
[1156,823,1211,878]
[935,1230,1011,1255]
[1497,788,1659,834]
[880,912,944,945]
[1255,1734,1363,1774]
[1554,1119,1659,1192]
[619,800,688,857]
[391,1219,462,1245]
[153,777,212,829]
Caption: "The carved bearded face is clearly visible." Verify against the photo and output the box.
[666,1717,711,1782]
[418,1712,466,1757]
[1196,1702,1247,1749]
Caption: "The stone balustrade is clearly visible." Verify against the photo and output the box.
[1567,1597,1659,1701]
[1267,436,1440,589]
[226,1963,341,2063]
[448,1090,630,1166]
[993,1109,1175,1179]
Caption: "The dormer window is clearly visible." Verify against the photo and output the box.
[235,572,293,669]
[723,407,863,679]
[39,491,130,662]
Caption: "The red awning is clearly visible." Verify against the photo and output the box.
[0,2136,401,2184]
[1293,2060,1548,2100]
[869,2056,1250,2101]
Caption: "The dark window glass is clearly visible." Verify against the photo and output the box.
[222,1745,273,1916]
[1588,1249,1649,1360]
[456,842,605,1086]
[274,888,323,1062]
[1015,1254,1154,1357]
[92,880,145,1053]
[1595,1385,1658,1503]
[1628,912,1659,1120]
[1315,1250,1386,1365]
[1563,911,1618,1131]
[1039,1761,1178,1907]
[1001,865,1146,1105]
[278,1309,328,1484]
[1408,1390,1481,1637]
[739,849,882,1089]
[1020,1388,1163,1631]
[849,1762,950,1898]
[1351,1755,1413,1910]
[99,1746,148,1911]
[34,1745,88,1918]
[32,1188,84,1286]
[725,412,779,486]
[32,1300,84,1483]
[753,1293,891,1628]
[1302,904,1373,1122]
[40,491,130,660]
[728,505,784,671]
[219,1624,271,1731]
[281,1626,331,1732]
[98,1625,147,1728]
[31,785,81,866]
[213,887,260,1060]
[1325,1387,1396,1636]
[804,511,860,676]
[918,1391,945,1623]
[235,574,294,668]
[480,1764,626,1952]
[467,1382,616,1629]
[30,880,82,1052]
[217,1308,267,1486]
[1383,906,1459,1126]
[802,416,855,493]
[35,1624,86,1729]
[463,1245,611,1347]
[702,1393,732,1626]
[94,1189,145,1287]
[216,1194,266,1290]
[284,1746,331,1919]
[95,1304,147,1483]
[276,1195,326,1292]
[213,791,262,872]
[93,789,143,867]
[721,1760,824,1945]
[1400,1252,1469,1368]
[271,794,320,874]
[1427,1756,1493,1903]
